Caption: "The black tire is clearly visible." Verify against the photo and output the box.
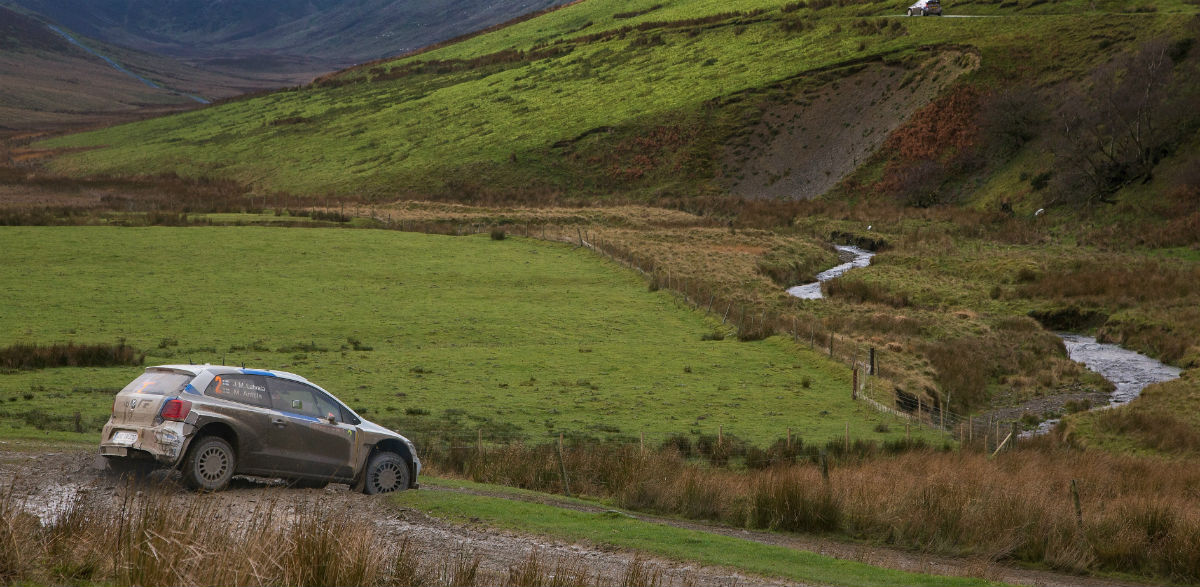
[363,452,410,495]
[922,9,929,15]
[906,8,912,16]
[182,436,235,492]
[104,456,156,478]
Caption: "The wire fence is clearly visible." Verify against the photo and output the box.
[355,212,1017,450]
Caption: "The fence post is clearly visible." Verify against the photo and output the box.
[1071,479,1083,529]
[477,429,482,457]
[556,433,572,498]
[819,449,829,483]
[718,425,724,448]
[869,347,876,375]
[829,333,834,357]
[852,368,858,400]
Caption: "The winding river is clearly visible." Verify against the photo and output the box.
[1022,334,1183,436]
[786,245,876,300]
[781,245,1182,434]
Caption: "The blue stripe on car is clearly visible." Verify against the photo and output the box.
[241,369,277,377]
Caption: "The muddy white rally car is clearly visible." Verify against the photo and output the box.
[99,365,420,493]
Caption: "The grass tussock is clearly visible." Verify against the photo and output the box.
[427,442,1200,581]
[0,341,143,370]
[1096,409,1200,454]
[0,483,665,586]
[821,275,909,308]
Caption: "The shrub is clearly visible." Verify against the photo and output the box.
[490,228,506,240]
[0,341,143,370]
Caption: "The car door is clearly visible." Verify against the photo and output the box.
[267,378,355,479]
[202,373,279,473]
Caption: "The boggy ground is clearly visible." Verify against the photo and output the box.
[0,444,1153,587]
[0,445,777,586]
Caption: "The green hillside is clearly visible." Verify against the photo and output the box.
[42,0,1200,202]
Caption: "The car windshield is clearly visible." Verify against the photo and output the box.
[120,371,192,396]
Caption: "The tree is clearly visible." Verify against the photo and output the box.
[1050,37,1195,207]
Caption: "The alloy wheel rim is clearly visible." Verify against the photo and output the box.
[372,462,402,492]
[197,447,229,481]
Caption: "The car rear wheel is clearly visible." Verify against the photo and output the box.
[906,8,913,15]
[182,436,235,492]
[363,451,410,494]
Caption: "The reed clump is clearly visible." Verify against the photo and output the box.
[1,483,663,586]
[428,441,1200,581]
[0,341,143,370]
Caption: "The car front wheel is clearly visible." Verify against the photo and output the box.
[182,436,236,492]
[363,451,410,494]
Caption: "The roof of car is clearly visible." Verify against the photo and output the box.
[148,364,311,383]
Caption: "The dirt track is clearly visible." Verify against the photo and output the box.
[0,445,783,586]
[0,444,1144,587]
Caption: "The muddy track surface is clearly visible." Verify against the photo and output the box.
[423,484,1145,587]
[0,447,785,586]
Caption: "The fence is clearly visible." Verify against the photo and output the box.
[354,209,1011,448]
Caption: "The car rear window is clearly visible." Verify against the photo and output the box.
[120,371,192,396]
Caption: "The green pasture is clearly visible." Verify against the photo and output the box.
[0,225,931,447]
[394,484,1002,586]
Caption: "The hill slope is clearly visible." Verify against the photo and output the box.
[38,0,1200,207]
[5,0,573,74]
[0,6,304,133]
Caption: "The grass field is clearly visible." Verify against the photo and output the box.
[0,225,933,448]
[394,483,1001,587]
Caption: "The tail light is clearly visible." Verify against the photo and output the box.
[160,398,192,421]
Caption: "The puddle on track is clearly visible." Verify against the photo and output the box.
[786,245,876,300]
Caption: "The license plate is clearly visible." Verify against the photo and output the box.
[112,431,137,445]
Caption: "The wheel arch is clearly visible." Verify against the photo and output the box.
[357,438,417,489]
[180,420,239,468]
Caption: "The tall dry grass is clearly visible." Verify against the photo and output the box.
[0,482,665,586]
[430,442,1200,582]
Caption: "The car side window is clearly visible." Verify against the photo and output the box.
[204,374,271,408]
[268,379,322,419]
[311,390,346,424]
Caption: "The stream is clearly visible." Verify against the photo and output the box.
[779,245,1183,436]
[786,245,876,299]
[1022,334,1183,436]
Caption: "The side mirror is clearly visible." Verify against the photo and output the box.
[327,414,337,425]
